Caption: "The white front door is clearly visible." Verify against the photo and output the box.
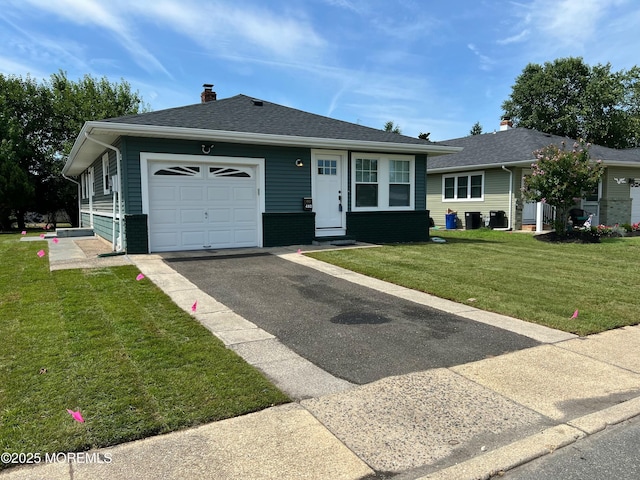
[312,152,345,235]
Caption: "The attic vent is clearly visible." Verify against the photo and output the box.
[252,99,263,106]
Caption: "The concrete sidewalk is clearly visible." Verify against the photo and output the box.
[6,237,640,479]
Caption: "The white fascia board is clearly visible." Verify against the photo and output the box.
[64,122,463,176]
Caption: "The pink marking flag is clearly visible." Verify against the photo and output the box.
[39,234,45,239]
[67,409,85,423]
[571,309,579,319]
[192,300,197,312]
[52,238,59,244]
[37,250,45,258]
[21,231,26,235]
[136,273,145,281]
[297,248,302,254]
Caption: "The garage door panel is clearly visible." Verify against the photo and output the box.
[207,186,232,201]
[150,186,177,201]
[152,232,179,250]
[234,229,258,244]
[234,207,257,222]
[181,231,206,248]
[150,208,178,224]
[234,186,255,201]
[180,209,205,224]
[179,186,204,201]
[209,208,231,223]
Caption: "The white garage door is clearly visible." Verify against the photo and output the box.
[148,162,259,252]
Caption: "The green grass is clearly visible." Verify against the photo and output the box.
[308,229,640,336]
[0,235,288,469]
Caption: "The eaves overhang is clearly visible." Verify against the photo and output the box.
[63,121,463,176]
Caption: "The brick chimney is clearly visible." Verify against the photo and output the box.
[201,84,217,103]
[500,117,513,131]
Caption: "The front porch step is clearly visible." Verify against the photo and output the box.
[312,235,357,246]
[56,227,95,238]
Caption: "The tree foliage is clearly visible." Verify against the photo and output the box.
[0,71,148,229]
[469,121,483,135]
[502,57,640,148]
[522,141,605,234]
[383,121,401,134]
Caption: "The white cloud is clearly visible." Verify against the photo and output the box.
[7,0,171,77]
[467,43,495,71]
[497,29,530,45]
[127,1,326,62]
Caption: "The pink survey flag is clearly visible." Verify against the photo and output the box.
[52,238,59,244]
[21,231,26,235]
[67,409,85,423]
[39,234,45,239]
[192,300,197,312]
[571,309,579,319]
[136,273,145,281]
[297,248,302,254]
[37,250,45,257]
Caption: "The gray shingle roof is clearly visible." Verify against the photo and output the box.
[430,128,640,170]
[104,94,431,146]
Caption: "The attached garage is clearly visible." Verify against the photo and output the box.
[141,153,264,252]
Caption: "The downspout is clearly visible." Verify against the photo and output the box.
[62,174,81,227]
[84,132,124,252]
[501,165,513,230]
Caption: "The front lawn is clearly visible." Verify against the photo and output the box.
[0,234,288,470]
[308,229,640,336]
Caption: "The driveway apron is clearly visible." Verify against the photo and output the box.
[164,253,539,384]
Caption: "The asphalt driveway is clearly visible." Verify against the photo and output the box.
[164,252,539,384]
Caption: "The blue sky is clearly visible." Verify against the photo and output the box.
[1,0,639,141]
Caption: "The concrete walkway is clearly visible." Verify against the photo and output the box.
[6,237,640,479]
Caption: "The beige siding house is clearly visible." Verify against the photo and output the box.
[430,126,640,231]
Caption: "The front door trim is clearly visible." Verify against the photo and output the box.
[311,149,347,237]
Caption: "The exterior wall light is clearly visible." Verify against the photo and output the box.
[295,159,304,167]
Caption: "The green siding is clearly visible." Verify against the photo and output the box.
[427,168,513,227]
[601,167,635,225]
[415,154,427,210]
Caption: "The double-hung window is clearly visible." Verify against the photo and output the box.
[352,154,414,210]
[355,158,378,207]
[443,172,484,201]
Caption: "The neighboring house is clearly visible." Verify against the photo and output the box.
[429,122,640,231]
[62,85,461,253]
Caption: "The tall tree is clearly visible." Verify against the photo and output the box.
[0,74,53,230]
[502,57,640,148]
[383,121,401,134]
[0,71,149,229]
[469,122,483,135]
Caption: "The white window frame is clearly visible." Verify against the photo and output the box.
[442,171,485,202]
[102,153,110,195]
[81,167,95,199]
[351,153,415,211]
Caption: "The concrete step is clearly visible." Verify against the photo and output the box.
[56,227,95,238]
[312,236,357,246]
